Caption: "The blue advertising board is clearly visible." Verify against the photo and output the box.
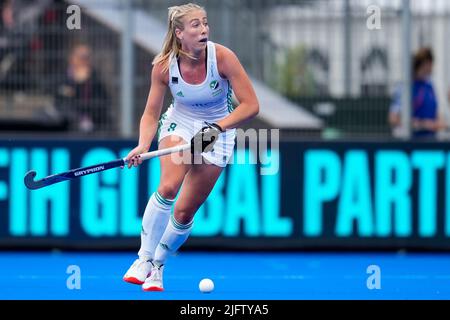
[1,139,449,249]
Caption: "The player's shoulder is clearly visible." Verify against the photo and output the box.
[214,43,240,78]
[151,61,169,85]
[214,43,238,63]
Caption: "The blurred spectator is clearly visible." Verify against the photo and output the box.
[389,47,446,139]
[0,0,51,90]
[55,43,111,134]
[0,0,25,89]
[1,0,13,29]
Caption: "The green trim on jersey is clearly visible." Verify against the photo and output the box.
[227,81,235,113]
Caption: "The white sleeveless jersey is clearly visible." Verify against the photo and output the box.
[168,41,234,122]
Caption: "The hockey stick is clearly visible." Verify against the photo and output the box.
[24,143,191,190]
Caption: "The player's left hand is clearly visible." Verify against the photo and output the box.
[191,122,224,154]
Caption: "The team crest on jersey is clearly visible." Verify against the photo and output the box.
[209,80,219,90]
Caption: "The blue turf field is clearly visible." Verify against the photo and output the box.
[1,251,450,300]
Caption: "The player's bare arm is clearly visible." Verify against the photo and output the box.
[126,63,168,168]
[215,44,259,131]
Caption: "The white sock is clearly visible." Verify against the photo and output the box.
[153,215,193,265]
[138,192,175,260]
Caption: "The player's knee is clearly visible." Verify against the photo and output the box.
[157,185,179,200]
[173,208,195,225]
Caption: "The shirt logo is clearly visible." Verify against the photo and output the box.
[172,77,178,84]
[176,91,184,97]
[209,80,219,90]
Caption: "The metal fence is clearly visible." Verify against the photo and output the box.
[0,0,119,136]
[0,0,449,139]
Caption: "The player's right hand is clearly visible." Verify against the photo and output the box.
[125,145,149,169]
[191,122,223,154]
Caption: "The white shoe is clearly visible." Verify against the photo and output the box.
[142,263,164,291]
[123,258,152,285]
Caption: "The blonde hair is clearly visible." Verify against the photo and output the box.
[152,3,205,73]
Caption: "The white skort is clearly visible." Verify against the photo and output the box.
[157,105,236,167]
